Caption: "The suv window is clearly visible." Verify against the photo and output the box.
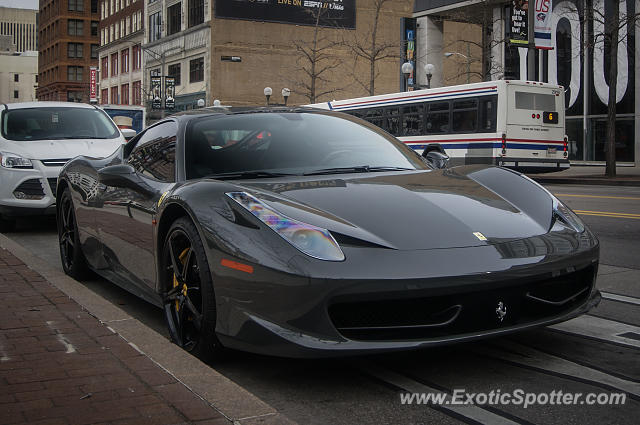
[1,107,120,141]
[127,121,177,182]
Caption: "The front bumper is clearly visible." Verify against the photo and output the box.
[209,228,600,358]
[0,164,60,217]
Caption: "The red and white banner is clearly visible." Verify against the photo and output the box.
[534,0,553,49]
[89,67,98,103]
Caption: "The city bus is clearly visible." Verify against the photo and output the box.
[307,80,569,172]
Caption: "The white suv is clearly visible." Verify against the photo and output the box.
[0,102,129,231]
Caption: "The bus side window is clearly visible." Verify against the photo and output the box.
[479,96,497,132]
[364,108,385,130]
[385,107,400,136]
[452,99,478,133]
[347,109,365,119]
[402,104,424,136]
[426,101,450,134]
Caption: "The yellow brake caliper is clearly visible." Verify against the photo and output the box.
[173,248,190,311]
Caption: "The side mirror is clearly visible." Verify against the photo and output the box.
[121,128,137,141]
[98,164,155,196]
[425,151,450,169]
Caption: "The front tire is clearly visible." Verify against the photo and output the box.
[57,188,91,280]
[162,217,223,361]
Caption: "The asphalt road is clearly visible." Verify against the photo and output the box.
[3,183,640,424]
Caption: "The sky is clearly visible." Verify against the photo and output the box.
[0,0,38,9]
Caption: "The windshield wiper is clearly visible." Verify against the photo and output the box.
[206,171,297,180]
[304,166,413,176]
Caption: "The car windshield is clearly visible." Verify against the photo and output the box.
[184,111,428,179]
[1,107,120,141]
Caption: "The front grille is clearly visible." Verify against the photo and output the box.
[13,179,45,199]
[48,178,57,195]
[328,266,595,341]
[41,159,70,167]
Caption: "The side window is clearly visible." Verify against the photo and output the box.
[426,101,450,134]
[127,121,177,182]
[479,96,498,132]
[401,103,424,136]
[451,98,478,133]
[384,107,400,136]
[364,108,384,130]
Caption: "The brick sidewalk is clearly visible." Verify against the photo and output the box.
[0,247,229,425]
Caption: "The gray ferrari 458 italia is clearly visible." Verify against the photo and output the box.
[56,107,600,360]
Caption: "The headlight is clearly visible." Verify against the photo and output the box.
[226,191,345,261]
[0,152,33,169]
[553,197,585,233]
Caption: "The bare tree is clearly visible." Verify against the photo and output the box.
[292,8,344,104]
[348,0,401,95]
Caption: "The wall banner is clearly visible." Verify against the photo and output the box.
[165,77,175,110]
[534,0,553,49]
[214,0,356,29]
[151,76,162,110]
[89,67,98,103]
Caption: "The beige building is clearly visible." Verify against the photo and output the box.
[209,0,414,106]
[0,6,38,53]
[0,49,38,103]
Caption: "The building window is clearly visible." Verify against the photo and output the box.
[132,44,141,70]
[149,12,162,43]
[68,0,84,12]
[13,90,18,99]
[101,56,108,79]
[111,86,119,104]
[91,44,99,59]
[68,19,84,36]
[188,0,204,28]
[91,0,98,13]
[121,48,129,73]
[167,3,182,36]
[67,66,84,81]
[111,53,118,77]
[67,42,83,58]
[101,88,108,104]
[14,74,19,82]
[67,91,83,102]
[121,84,129,105]
[91,21,98,36]
[132,80,141,105]
[189,57,204,83]
[168,63,181,86]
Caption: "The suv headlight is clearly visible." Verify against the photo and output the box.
[0,152,33,169]
[227,191,345,261]
[552,197,585,233]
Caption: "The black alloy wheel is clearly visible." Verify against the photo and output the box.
[57,188,90,280]
[162,217,221,361]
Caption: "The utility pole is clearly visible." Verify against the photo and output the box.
[527,1,535,81]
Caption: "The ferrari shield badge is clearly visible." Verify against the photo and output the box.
[473,232,487,241]
[496,301,507,322]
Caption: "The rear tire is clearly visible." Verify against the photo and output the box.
[162,217,223,362]
[57,188,91,280]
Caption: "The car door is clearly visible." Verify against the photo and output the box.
[97,120,178,293]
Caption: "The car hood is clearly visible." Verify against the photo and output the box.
[232,165,555,251]
[1,138,123,161]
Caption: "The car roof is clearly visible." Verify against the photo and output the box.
[169,106,329,121]
[2,101,98,110]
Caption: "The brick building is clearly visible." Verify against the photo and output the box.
[37,0,100,102]
[98,0,144,106]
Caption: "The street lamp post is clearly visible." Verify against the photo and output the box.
[282,88,291,106]
[264,87,272,106]
[425,63,434,89]
[401,61,413,92]
[444,51,471,84]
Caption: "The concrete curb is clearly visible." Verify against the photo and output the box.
[531,177,640,187]
[0,232,296,425]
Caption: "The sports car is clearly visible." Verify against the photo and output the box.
[56,107,600,360]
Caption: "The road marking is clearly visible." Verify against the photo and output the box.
[601,292,640,306]
[361,364,521,425]
[554,193,640,201]
[574,210,640,219]
[550,315,640,349]
[472,341,640,397]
